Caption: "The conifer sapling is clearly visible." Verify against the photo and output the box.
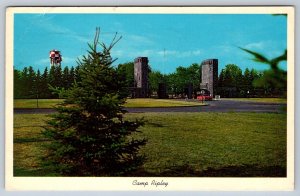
[42,28,147,176]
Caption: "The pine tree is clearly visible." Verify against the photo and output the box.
[42,28,146,176]
[14,68,22,98]
[35,69,41,100]
[27,66,36,98]
[41,67,50,98]
[54,65,63,88]
[62,66,70,89]
[69,66,76,87]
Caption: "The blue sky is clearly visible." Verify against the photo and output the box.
[14,14,287,74]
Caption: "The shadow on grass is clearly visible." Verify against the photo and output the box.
[14,164,286,177]
[279,105,287,113]
[146,122,164,127]
[130,164,286,177]
[14,167,59,177]
[14,138,51,143]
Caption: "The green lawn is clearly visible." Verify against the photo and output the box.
[223,98,287,104]
[13,112,287,177]
[14,99,64,109]
[14,98,205,109]
[124,98,205,107]
[14,98,287,109]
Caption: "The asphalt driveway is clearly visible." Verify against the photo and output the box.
[14,99,286,114]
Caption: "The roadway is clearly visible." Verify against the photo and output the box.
[14,99,286,114]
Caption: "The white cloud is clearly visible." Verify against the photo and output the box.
[216,45,233,53]
[62,56,77,64]
[157,49,202,58]
[112,48,203,60]
[35,56,77,66]
[33,16,90,44]
[111,49,125,57]
[138,50,156,57]
[35,58,50,65]
[242,40,287,59]
[244,41,265,50]
[122,34,155,46]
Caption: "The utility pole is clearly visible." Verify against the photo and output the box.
[163,48,166,73]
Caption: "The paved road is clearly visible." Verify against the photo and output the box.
[14,100,286,114]
[126,100,286,113]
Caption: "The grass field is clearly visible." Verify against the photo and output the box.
[13,112,287,177]
[14,98,286,109]
[223,98,287,104]
[14,98,205,109]
[14,99,64,109]
[124,98,205,107]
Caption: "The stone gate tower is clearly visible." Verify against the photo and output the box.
[200,59,218,97]
[134,57,149,98]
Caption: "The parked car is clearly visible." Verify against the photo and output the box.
[197,89,213,101]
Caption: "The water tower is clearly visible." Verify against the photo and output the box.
[49,49,62,67]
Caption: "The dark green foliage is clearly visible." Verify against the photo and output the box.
[149,70,166,93]
[14,66,37,98]
[240,47,287,97]
[217,64,244,97]
[14,65,78,99]
[161,63,201,97]
[117,62,134,88]
[14,69,23,98]
[42,29,147,176]
[40,67,50,98]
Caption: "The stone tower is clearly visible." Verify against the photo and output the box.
[200,59,218,97]
[134,57,149,98]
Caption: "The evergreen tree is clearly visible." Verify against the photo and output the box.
[35,69,42,100]
[14,68,22,98]
[54,65,63,88]
[74,65,81,82]
[69,66,76,86]
[48,65,63,98]
[26,66,36,98]
[42,28,146,176]
[41,67,50,98]
[62,66,70,89]
[20,67,29,97]
[48,65,56,96]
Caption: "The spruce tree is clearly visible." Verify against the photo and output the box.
[42,28,146,176]
[14,68,23,98]
[41,67,50,98]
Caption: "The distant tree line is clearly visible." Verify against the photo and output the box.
[117,62,286,98]
[14,62,286,99]
[218,64,260,97]
[14,65,80,99]
[117,62,201,98]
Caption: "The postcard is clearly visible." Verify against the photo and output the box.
[5,6,294,191]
